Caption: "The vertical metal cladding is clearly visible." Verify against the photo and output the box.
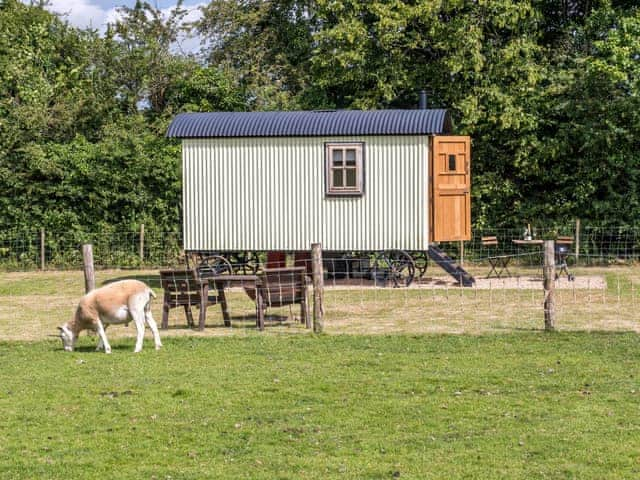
[182,136,428,252]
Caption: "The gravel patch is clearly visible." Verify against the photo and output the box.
[323,275,607,290]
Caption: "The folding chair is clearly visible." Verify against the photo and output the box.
[482,236,512,278]
[555,236,575,281]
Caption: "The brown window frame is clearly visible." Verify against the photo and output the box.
[325,142,364,196]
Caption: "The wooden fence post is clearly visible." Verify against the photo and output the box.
[543,240,556,331]
[575,218,580,264]
[311,243,324,334]
[82,244,95,293]
[40,228,45,271]
[139,223,145,262]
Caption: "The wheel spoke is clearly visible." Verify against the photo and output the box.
[371,250,415,287]
[226,251,261,274]
[198,255,233,277]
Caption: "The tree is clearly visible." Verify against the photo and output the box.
[196,0,316,110]
[533,5,640,226]
[166,66,246,113]
[308,0,549,227]
[107,0,194,115]
[0,0,120,232]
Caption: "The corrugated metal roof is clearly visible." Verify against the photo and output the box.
[166,109,452,138]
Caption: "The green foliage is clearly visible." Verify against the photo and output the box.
[535,6,640,227]
[196,0,316,110]
[0,0,241,248]
[2,0,640,246]
[107,0,193,115]
[166,66,246,112]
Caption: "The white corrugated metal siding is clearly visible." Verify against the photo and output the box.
[182,136,429,251]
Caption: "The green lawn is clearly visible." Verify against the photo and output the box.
[1,333,640,479]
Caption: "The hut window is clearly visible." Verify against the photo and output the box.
[448,154,457,171]
[325,142,364,195]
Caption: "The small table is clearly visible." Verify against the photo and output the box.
[204,274,263,329]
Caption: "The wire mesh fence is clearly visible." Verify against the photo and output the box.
[446,226,640,265]
[0,228,183,270]
[1,224,640,344]
[316,258,637,335]
[1,251,638,345]
[2,223,640,271]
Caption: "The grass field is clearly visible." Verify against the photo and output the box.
[1,268,639,478]
[1,333,640,479]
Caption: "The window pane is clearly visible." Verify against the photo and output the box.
[326,143,364,195]
[332,169,343,187]
[345,149,356,165]
[332,149,343,166]
[448,154,456,171]
[345,168,357,187]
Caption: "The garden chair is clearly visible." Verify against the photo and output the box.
[246,267,311,331]
[159,269,225,331]
[482,236,512,278]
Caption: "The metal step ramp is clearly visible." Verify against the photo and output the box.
[427,245,475,287]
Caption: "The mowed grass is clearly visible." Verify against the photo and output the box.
[1,333,640,479]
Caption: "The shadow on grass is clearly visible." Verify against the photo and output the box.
[57,343,133,353]
[491,325,543,332]
[161,314,291,331]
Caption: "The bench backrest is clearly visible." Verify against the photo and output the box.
[159,269,205,296]
[258,267,307,307]
[481,236,499,246]
[556,236,574,245]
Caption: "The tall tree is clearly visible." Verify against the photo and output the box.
[0,0,244,239]
[533,5,640,226]
[107,0,193,115]
[0,0,121,232]
[196,0,316,110]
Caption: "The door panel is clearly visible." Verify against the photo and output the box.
[430,136,471,242]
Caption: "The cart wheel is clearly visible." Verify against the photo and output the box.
[371,250,415,287]
[409,251,429,278]
[227,251,261,274]
[198,255,233,277]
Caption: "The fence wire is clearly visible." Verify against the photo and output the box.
[0,229,183,270]
[0,253,638,344]
[2,224,640,271]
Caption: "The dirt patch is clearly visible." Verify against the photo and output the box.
[324,275,606,290]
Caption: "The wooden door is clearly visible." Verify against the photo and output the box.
[430,136,471,242]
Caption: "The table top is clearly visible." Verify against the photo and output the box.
[208,274,258,281]
[512,239,544,245]
[205,274,261,287]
